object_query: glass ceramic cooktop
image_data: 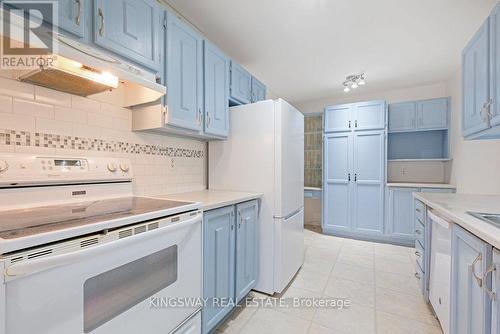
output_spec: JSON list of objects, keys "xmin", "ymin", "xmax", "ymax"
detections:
[{"xmin": 0, "ymin": 197, "xmax": 193, "ymax": 240}]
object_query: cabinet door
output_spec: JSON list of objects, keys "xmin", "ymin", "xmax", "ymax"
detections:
[
  {"xmin": 230, "ymin": 62, "xmax": 252, "ymax": 104},
  {"xmin": 451, "ymin": 225, "xmax": 492, "ymax": 334},
  {"xmin": 323, "ymin": 133, "xmax": 352, "ymax": 231},
  {"xmin": 235, "ymin": 200, "xmax": 258, "ymax": 303},
  {"xmin": 462, "ymin": 19, "xmax": 491, "ymax": 137},
  {"xmin": 491, "ymin": 4, "xmax": 500, "ymax": 127},
  {"xmin": 251, "ymin": 77, "xmax": 266, "ymax": 102},
  {"xmin": 352, "ymin": 131, "xmax": 385, "ymax": 234},
  {"xmin": 416, "ymin": 98, "xmax": 449, "ymax": 130},
  {"xmin": 202, "ymin": 206, "xmax": 236, "ymax": 334},
  {"xmin": 491, "ymin": 249, "xmax": 499, "ymax": 334},
  {"xmin": 324, "ymin": 104, "xmax": 352, "ymax": 132},
  {"xmin": 58, "ymin": 0, "xmax": 86, "ymax": 38},
  {"xmin": 352, "ymin": 100, "xmax": 386, "ymax": 131},
  {"xmin": 93, "ymin": 0, "xmax": 161, "ymax": 70},
  {"xmin": 387, "ymin": 187, "xmax": 419, "ymax": 239},
  {"xmin": 203, "ymin": 41, "xmax": 229, "ymax": 137},
  {"xmin": 165, "ymin": 11, "xmax": 203, "ymax": 132},
  {"xmin": 388, "ymin": 102, "xmax": 416, "ymax": 132}
]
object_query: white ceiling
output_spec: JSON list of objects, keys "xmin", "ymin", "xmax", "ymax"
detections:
[{"xmin": 165, "ymin": 0, "xmax": 498, "ymax": 104}]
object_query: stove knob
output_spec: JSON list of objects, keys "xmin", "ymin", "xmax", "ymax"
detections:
[
  {"xmin": 0, "ymin": 160, "xmax": 8, "ymax": 173},
  {"xmin": 120, "ymin": 163, "xmax": 130, "ymax": 173},
  {"xmin": 107, "ymin": 163, "xmax": 117, "ymax": 172}
]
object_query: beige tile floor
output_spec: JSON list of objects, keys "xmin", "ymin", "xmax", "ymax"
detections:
[{"xmin": 216, "ymin": 229, "xmax": 443, "ymax": 334}]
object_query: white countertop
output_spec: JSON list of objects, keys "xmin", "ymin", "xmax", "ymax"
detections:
[
  {"xmin": 413, "ymin": 193, "xmax": 500, "ymax": 249},
  {"xmin": 154, "ymin": 190, "xmax": 262, "ymax": 211},
  {"xmin": 304, "ymin": 187, "xmax": 322, "ymax": 191},
  {"xmin": 387, "ymin": 182, "xmax": 456, "ymax": 189}
]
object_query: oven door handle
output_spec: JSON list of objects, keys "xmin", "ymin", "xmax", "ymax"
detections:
[{"xmin": 5, "ymin": 213, "xmax": 202, "ymax": 279}]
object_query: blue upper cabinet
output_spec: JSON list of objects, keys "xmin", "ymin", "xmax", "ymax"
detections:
[
  {"xmin": 352, "ymin": 100, "xmax": 386, "ymax": 131},
  {"xmin": 450, "ymin": 225, "xmax": 492, "ymax": 334},
  {"xmin": 251, "ymin": 77, "xmax": 266, "ymax": 102},
  {"xmin": 324, "ymin": 104, "xmax": 353, "ymax": 132},
  {"xmin": 235, "ymin": 201, "xmax": 258, "ymax": 303},
  {"xmin": 388, "ymin": 102, "xmax": 416, "ymax": 132},
  {"xmin": 325, "ymin": 101, "xmax": 385, "ymax": 133},
  {"xmin": 230, "ymin": 62, "xmax": 252, "ymax": 105},
  {"xmin": 202, "ymin": 206, "xmax": 236, "ymax": 334},
  {"xmin": 416, "ymin": 98, "xmax": 449, "ymax": 130},
  {"xmin": 203, "ymin": 41, "xmax": 229, "ymax": 138},
  {"xmin": 462, "ymin": 19, "xmax": 491, "ymax": 137},
  {"xmin": 58, "ymin": 0, "xmax": 86, "ymax": 38},
  {"xmin": 491, "ymin": 4, "xmax": 500, "ymax": 127},
  {"xmin": 165, "ymin": 11, "xmax": 203, "ymax": 132},
  {"xmin": 93, "ymin": 0, "xmax": 161, "ymax": 71}
]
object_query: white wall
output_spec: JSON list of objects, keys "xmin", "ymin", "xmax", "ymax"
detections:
[
  {"xmin": 447, "ymin": 69, "xmax": 500, "ymax": 194},
  {"xmin": 295, "ymin": 81, "xmax": 449, "ymax": 114}
]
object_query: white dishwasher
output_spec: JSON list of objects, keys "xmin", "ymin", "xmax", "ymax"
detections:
[{"xmin": 428, "ymin": 210, "xmax": 452, "ymax": 334}]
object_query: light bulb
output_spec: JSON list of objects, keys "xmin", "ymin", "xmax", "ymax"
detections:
[
  {"xmin": 358, "ymin": 79, "xmax": 366, "ymax": 85},
  {"xmin": 351, "ymin": 83, "xmax": 358, "ymax": 89},
  {"xmin": 343, "ymin": 86, "xmax": 350, "ymax": 92}
]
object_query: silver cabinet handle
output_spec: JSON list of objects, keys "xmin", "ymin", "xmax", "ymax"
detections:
[
  {"xmin": 415, "ymin": 229, "xmax": 422, "ymax": 235},
  {"xmin": 355, "ymin": 120, "xmax": 358, "ymax": 128},
  {"xmin": 98, "ymin": 8, "xmax": 104, "ymax": 36},
  {"xmin": 348, "ymin": 120, "xmax": 351, "ymax": 128},
  {"xmin": 415, "ymin": 251, "xmax": 421, "ymax": 257},
  {"xmin": 75, "ymin": 0, "xmax": 82, "ymax": 25},
  {"xmin": 207, "ymin": 113, "xmax": 211, "ymax": 127},
  {"xmin": 484, "ymin": 264, "xmax": 496, "ymax": 301},
  {"xmin": 416, "ymin": 208, "xmax": 421, "ymax": 213},
  {"xmin": 471, "ymin": 253, "xmax": 483, "ymax": 288},
  {"xmin": 415, "ymin": 272, "xmax": 421, "ymax": 280}
]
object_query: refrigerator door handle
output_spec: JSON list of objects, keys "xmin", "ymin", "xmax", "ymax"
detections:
[{"xmin": 274, "ymin": 207, "xmax": 304, "ymax": 220}]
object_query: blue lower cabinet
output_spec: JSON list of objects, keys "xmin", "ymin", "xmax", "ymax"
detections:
[
  {"xmin": 202, "ymin": 206, "xmax": 235, "ymax": 334},
  {"xmin": 450, "ymin": 224, "xmax": 492, "ymax": 334},
  {"xmin": 235, "ymin": 200, "xmax": 258, "ymax": 303},
  {"xmin": 492, "ymin": 249, "xmax": 500, "ymax": 334},
  {"xmin": 202, "ymin": 201, "xmax": 258, "ymax": 333},
  {"xmin": 386, "ymin": 187, "xmax": 419, "ymax": 244}
]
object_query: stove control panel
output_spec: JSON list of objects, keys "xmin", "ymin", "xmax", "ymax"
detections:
[{"xmin": 0, "ymin": 154, "xmax": 133, "ymax": 187}]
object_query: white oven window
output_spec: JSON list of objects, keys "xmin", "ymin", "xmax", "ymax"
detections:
[{"xmin": 83, "ymin": 245, "xmax": 178, "ymax": 333}]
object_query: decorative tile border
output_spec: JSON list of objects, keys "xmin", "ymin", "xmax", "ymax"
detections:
[{"xmin": 0, "ymin": 129, "xmax": 205, "ymax": 158}]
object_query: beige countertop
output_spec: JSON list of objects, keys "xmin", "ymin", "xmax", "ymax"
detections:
[
  {"xmin": 413, "ymin": 192, "xmax": 500, "ymax": 249},
  {"xmin": 387, "ymin": 182, "xmax": 456, "ymax": 189},
  {"xmin": 154, "ymin": 190, "xmax": 262, "ymax": 211}
]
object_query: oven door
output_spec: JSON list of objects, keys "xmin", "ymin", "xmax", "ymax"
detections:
[{"xmin": 1, "ymin": 213, "xmax": 202, "ymax": 334}]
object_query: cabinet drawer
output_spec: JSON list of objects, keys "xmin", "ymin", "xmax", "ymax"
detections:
[
  {"xmin": 415, "ymin": 217, "xmax": 425, "ymax": 246},
  {"xmin": 415, "ymin": 239, "xmax": 425, "ymax": 272},
  {"xmin": 415, "ymin": 262, "xmax": 425, "ymax": 294},
  {"xmin": 415, "ymin": 199, "xmax": 425, "ymax": 222}
]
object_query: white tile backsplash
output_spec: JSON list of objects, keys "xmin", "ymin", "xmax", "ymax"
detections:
[
  {"xmin": 0, "ymin": 95, "xmax": 12, "ymax": 113},
  {"xmin": 35, "ymin": 86, "xmax": 72, "ymax": 107},
  {"xmin": 0, "ymin": 77, "xmax": 207, "ymax": 196},
  {"xmin": 13, "ymin": 98, "xmax": 54, "ymax": 119}
]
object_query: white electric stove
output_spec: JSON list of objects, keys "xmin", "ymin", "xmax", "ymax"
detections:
[{"xmin": 0, "ymin": 153, "xmax": 203, "ymax": 334}]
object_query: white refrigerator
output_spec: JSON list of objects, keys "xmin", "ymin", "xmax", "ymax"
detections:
[{"xmin": 209, "ymin": 98, "xmax": 304, "ymax": 295}]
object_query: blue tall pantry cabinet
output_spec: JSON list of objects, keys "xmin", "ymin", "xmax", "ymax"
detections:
[{"xmin": 323, "ymin": 101, "xmax": 386, "ymax": 240}]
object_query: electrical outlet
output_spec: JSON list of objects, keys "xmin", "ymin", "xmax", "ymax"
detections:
[
  {"xmin": 401, "ymin": 168, "xmax": 407, "ymax": 175},
  {"xmin": 170, "ymin": 158, "xmax": 175, "ymax": 170}
]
